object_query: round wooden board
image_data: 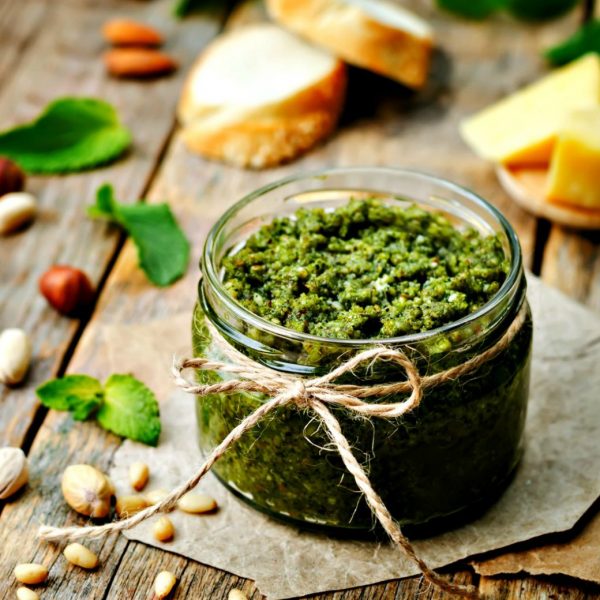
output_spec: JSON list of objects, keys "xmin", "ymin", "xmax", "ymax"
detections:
[{"xmin": 497, "ymin": 166, "xmax": 600, "ymax": 230}]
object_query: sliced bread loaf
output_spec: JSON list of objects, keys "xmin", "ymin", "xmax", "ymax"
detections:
[
  {"xmin": 178, "ymin": 24, "xmax": 347, "ymax": 169},
  {"xmin": 266, "ymin": 0, "xmax": 433, "ymax": 89}
]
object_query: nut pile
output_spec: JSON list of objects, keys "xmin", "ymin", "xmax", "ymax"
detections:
[
  {"xmin": 11, "ymin": 460, "xmax": 219, "ymax": 597},
  {"xmin": 102, "ymin": 18, "xmax": 177, "ymax": 78}
]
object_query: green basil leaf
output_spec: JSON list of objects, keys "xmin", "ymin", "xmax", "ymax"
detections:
[
  {"xmin": 0, "ymin": 98, "xmax": 132, "ymax": 174},
  {"xmin": 546, "ymin": 21, "xmax": 600, "ymax": 65},
  {"xmin": 436, "ymin": 0, "xmax": 506, "ymax": 19},
  {"xmin": 97, "ymin": 374, "xmax": 161, "ymax": 446},
  {"xmin": 36, "ymin": 375, "xmax": 104, "ymax": 420},
  {"xmin": 508, "ymin": 0, "xmax": 580, "ymax": 21},
  {"xmin": 89, "ymin": 184, "xmax": 190, "ymax": 287}
]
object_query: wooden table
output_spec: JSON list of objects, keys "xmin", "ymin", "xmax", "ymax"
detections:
[{"xmin": 1, "ymin": 0, "xmax": 600, "ymax": 598}]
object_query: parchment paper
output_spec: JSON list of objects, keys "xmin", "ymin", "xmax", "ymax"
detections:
[
  {"xmin": 105, "ymin": 276, "xmax": 600, "ymax": 599},
  {"xmin": 472, "ymin": 510, "xmax": 600, "ymax": 584}
]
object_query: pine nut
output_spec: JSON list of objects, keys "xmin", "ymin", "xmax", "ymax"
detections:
[
  {"xmin": 16, "ymin": 588, "xmax": 39, "ymax": 600},
  {"xmin": 129, "ymin": 462, "xmax": 149, "ymax": 491},
  {"xmin": 145, "ymin": 488, "xmax": 169, "ymax": 506},
  {"xmin": 229, "ymin": 590, "xmax": 248, "ymax": 600},
  {"xmin": 176, "ymin": 492, "xmax": 217, "ymax": 514},
  {"xmin": 154, "ymin": 570, "xmax": 177, "ymax": 598},
  {"xmin": 63, "ymin": 543, "xmax": 99, "ymax": 569},
  {"xmin": 0, "ymin": 192, "xmax": 37, "ymax": 235},
  {"xmin": 13, "ymin": 563, "xmax": 48, "ymax": 585},
  {"xmin": 115, "ymin": 494, "xmax": 149, "ymax": 518},
  {"xmin": 153, "ymin": 516, "xmax": 175, "ymax": 542}
]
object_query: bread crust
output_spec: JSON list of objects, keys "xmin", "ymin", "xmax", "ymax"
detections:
[
  {"xmin": 266, "ymin": 0, "xmax": 433, "ymax": 89},
  {"xmin": 178, "ymin": 32, "xmax": 347, "ymax": 169}
]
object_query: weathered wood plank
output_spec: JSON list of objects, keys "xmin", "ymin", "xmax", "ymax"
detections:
[
  {"xmin": 541, "ymin": 228, "xmax": 600, "ymax": 311},
  {"xmin": 0, "ymin": 0, "xmax": 50, "ymax": 89},
  {"xmin": 0, "ymin": 0, "xmax": 224, "ymax": 448},
  {"xmin": 479, "ymin": 574, "xmax": 600, "ymax": 599}
]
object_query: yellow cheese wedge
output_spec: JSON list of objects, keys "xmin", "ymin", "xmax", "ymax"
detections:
[
  {"xmin": 546, "ymin": 109, "xmax": 600, "ymax": 209},
  {"xmin": 460, "ymin": 53, "xmax": 600, "ymax": 167}
]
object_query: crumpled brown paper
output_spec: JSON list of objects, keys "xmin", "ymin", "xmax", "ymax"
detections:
[{"xmin": 104, "ymin": 276, "xmax": 600, "ymax": 599}]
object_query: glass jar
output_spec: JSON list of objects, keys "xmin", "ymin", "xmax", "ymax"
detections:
[{"xmin": 192, "ymin": 168, "xmax": 532, "ymax": 533}]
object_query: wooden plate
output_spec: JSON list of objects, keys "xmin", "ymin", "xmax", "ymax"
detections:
[{"xmin": 497, "ymin": 166, "xmax": 600, "ymax": 230}]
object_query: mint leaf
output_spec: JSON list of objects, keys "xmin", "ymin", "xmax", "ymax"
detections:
[
  {"xmin": 98, "ymin": 374, "xmax": 161, "ymax": 446},
  {"xmin": 172, "ymin": 0, "xmax": 224, "ymax": 18},
  {"xmin": 89, "ymin": 184, "xmax": 190, "ymax": 287},
  {"xmin": 546, "ymin": 21, "xmax": 600, "ymax": 65},
  {"xmin": 507, "ymin": 0, "xmax": 580, "ymax": 21},
  {"xmin": 36, "ymin": 375, "xmax": 103, "ymax": 419},
  {"xmin": 0, "ymin": 98, "xmax": 132, "ymax": 174},
  {"xmin": 87, "ymin": 183, "xmax": 118, "ymax": 219},
  {"xmin": 117, "ymin": 203, "xmax": 190, "ymax": 286},
  {"xmin": 436, "ymin": 0, "xmax": 505, "ymax": 19}
]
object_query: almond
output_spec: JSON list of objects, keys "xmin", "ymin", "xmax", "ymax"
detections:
[
  {"xmin": 104, "ymin": 49, "xmax": 177, "ymax": 78},
  {"xmin": 102, "ymin": 18, "xmax": 163, "ymax": 47}
]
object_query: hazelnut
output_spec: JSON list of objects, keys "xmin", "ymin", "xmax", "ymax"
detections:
[
  {"xmin": 39, "ymin": 265, "xmax": 94, "ymax": 316},
  {"xmin": 0, "ymin": 157, "xmax": 25, "ymax": 197}
]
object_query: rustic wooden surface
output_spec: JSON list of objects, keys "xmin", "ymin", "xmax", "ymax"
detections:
[{"xmin": 1, "ymin": 0, "xmax": 600, "ymax": 598}]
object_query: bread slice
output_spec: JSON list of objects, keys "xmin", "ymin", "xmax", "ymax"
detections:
[
  {"xmin": 266, "ymin": 0, "xmax": 433, "ymax": 89},
  {"xmin": 177, "ymin": 24, "xmax": 347, "ymax": 169}
]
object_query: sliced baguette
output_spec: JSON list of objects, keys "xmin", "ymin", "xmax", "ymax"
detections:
[
  {"xmin": 266, "ymin": 0, "xmax": 433, "ymax": 89},
  {"xmin": 177, "ymin": 24, "xmax": 347, "ymax": 169}
]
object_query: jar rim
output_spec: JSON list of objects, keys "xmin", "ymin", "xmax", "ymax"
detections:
[{"xmin": 202, "ymin": 167, "xmax": 523, "ymax": 346}]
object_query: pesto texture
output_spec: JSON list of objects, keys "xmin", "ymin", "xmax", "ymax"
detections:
[
  {"xmin": 194, "ymin": 197, "xmax": 532, "ymax": 532},
  {"xmin": 222, "ymin": 199, "xmax": 509, "ymax": 339}
]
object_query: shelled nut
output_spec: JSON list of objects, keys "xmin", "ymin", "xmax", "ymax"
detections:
[
  {"xmin": 63, "ymin": 543, "xmax": 99, "ymax": 570},
  {"xmin": 39, "ymin": 265, "xmax": 94, "ymax": 317},
  {"xmin": 0, "ymin": 192, "xmax": 36, "ymax": 235},
  {"xmin": 129, "ymin": 462, "xmax": 149, "ymax": 491},
  {"xmin": 0, "ymin": 157, "xmax": 25, "ymax": 196},
  {"xmin": 16, "ymin": 587, "xmax": 39, "ymax": 600},
  {"xmin": 177, "ymin": 492, "xmax": 217, "ymax": 514},
  {"xmin": 153, "ymin": 516, "xmax": 175, "ymax": 542},
  {"xmin": 0, "ymin": 328, "xmax": 32, "ymax": 386},
  {"xmin": 145, "ymin": 488, "xmax": 169, "ymax": 506},
  {"xmin": 154, "ymin": 570, "xmax": 177, "ymax": 598},
  {"xmin": 102, "ymin": 19, "xmax": 163, "ymax": 47},
  {"xmin": 115, "ymin": 494, "xmax": 148, "ymax": 518},
  {"xmin": 13, "ymin": 563, "xmax": 48, "ymax": 585}
]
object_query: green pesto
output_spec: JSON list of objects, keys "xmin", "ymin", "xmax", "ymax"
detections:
[
  {"xmin": 193, "ymin": 199, "xmax": 532, "ymax": 532},
  {"xmin": 221, "ymin": 199, "xmax": 509, "ymax": 339}
]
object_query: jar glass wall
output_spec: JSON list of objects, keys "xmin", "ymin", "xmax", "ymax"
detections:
[{"xmin": 192, "ymin": 168, "xmax": 532, "ymax": 533}]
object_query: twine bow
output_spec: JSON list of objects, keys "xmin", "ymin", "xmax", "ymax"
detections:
[{"xmin": 38, "ymin": 304, "xmax": 527, "ymax": 599}]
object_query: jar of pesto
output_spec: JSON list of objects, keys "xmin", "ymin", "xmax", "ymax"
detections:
[{"xmin": 193, "ymin": 168, "xmax": 532, "ymax": 533}]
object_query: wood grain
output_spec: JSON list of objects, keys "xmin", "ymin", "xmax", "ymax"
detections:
[{"xmin": 1, "ymin": 1, "xmax": 598, "ymax": 599}]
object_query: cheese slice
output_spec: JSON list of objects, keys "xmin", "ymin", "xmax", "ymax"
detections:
[
  {"xmin": 460, "ymin": 53, "xmax": 600, "ymax": 166},
  {"xmin": 546, "ymin": 109, "xmax": 600, "ymax": 210}
]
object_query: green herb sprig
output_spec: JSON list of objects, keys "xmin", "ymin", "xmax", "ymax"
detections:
[
  {"xmin": 546, "ymin": 20, "xmax": 600, "ymax": 65},
  {"xmin": 88, "ymin": 184, "xmax": 190, "ymax": 287},
  {"xmin": 0, "ymin": 98, "xmax": 131, "ymax": 174},
  {"xmin": 36, "ymin": 374, "xmax": 161, "ymax": 446},
  {"xmin": 437, "ymin": 0, "xmax": 580, "ymax": 21}
]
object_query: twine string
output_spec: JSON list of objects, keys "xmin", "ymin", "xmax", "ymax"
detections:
[{"xmin": 38, "ymin": 303, "xmax": 527, "ymax": 598}]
